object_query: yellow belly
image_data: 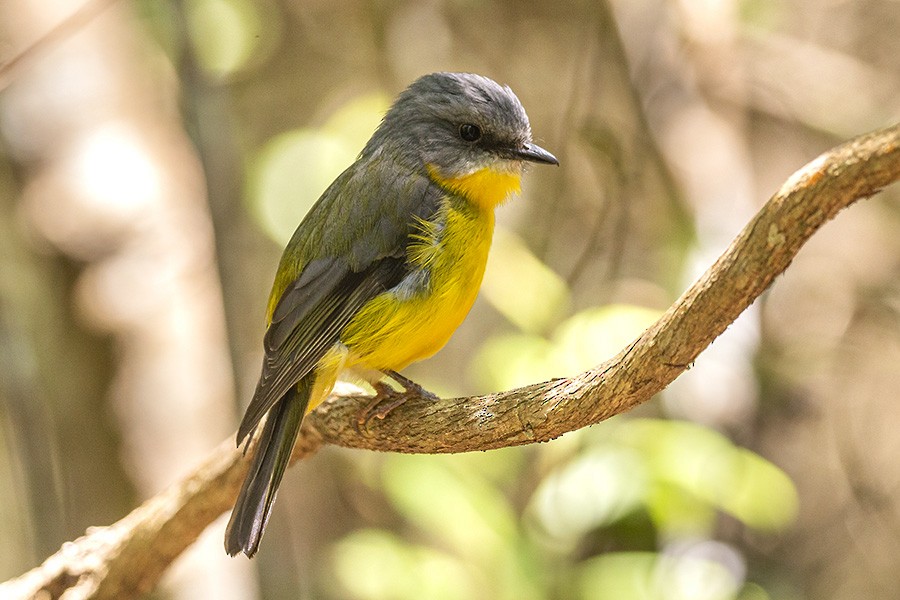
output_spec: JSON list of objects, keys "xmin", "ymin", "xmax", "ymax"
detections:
[{"xmin": 340, "ymin": 198, "xmax": 495, "ymax": 372}]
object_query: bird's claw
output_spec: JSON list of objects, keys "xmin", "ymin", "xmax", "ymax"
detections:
[
  {"xmin": 384, "ymin": 370, "xmax": 440, "ymax": 402},
  {"xmin": 355, "ymin": 376, "xmax": 439, "ymax": 430}
]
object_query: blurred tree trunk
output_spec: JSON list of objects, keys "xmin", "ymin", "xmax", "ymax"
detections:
[
  {"xmin": 0, "ymin": 0, "xmax": 253, "ymax": 596},
  {"xmin": 0, "ymin": 141, "xmax": 129, "ymax": 575}
]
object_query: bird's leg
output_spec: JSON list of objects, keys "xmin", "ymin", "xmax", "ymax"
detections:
[
  {"xmin": 356, "ymin": 370, "xmax": 440, "ymax": 429},
  {"xmin": 384, "ymin": 370, "xmax": 440, "ymax": 401}
]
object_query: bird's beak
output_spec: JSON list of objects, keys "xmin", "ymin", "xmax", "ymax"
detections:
[{"xmin": 514, "ymin": 142, "xmax": 559, "ymax": 165}]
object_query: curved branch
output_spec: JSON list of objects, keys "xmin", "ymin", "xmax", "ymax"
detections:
[
  {"xmin": 309, "ymin": 121, "xmax": 900, "ymax": 451},
  {"xmin": 2, "ymin": 123, "xmax": 899, "ymax": 599}
]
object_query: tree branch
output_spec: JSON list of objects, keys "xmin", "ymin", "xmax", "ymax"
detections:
[{"xmin": 2, "ymin": 123, "xmax": 899, "ymax": 599}]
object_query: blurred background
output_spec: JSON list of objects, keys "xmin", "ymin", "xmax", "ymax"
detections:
[{"xmin": 1, "ymin": 0, "xmax": 899, "ymax": 598}]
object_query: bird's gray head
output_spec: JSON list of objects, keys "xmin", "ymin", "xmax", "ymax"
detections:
[{"xmin": 362, "ymin": 72, "xmax": 558, "ymax": 180}]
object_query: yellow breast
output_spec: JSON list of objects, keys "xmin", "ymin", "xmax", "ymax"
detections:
[
  {"xmin": 427, "ymin": 164, "xmax": 521, "ymax": 211},
  {"xmin": 341, "ymin": 166, "xmax": 521, "ymax": 371}
]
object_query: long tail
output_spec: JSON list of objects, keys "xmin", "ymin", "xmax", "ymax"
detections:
[{"xmin": 225, "ymin": 378, "xmax": 311, "ymax": 557}]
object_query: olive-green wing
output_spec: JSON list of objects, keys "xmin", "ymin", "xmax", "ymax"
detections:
[
  {"xmin": 236, "ymin": 255, "xmax": 405, "ymax": 444},
  {"xmin": 284, "ymin": 159, "xmax": 446, "ymax": 274},
  {"xmin": 236, "ymin": 164, "xmax": 444, "ymax": 444}
]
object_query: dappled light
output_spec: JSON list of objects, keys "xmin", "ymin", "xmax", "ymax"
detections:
[
  {"xmin": 249, "ymin": 93, "xmax": 390, "ymax": 245},
  {"xmin": 1, "ymin": 0, "xmax": 899, "ymax": 599}
]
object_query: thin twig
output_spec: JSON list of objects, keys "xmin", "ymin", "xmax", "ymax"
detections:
[{"xmin": 0, "ymin": 0, "xmax": 119, "ymax": 92}]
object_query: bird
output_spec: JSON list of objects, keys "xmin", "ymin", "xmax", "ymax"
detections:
[{"xmin": 225, "ymin": 72, "xmax": 558, "ymax": 557}]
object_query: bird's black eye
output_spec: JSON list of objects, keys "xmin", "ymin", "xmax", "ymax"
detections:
[{"xmin": 458, "ymin": 123, "xmax": 482, "ymax": 142}]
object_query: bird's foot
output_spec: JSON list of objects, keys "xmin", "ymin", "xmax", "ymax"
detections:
[
  {"xmin": 355, "ymin": 371, "xmax": 439, "ymax": 430},
  {"xmin": 384, "ymin": 370, "xmax": 439, "ymax": 402}
]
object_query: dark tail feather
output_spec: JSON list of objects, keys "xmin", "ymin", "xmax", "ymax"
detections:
[{"xmin": 225, "ymin": 379, "xmax": 310, "ymax": 557}]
